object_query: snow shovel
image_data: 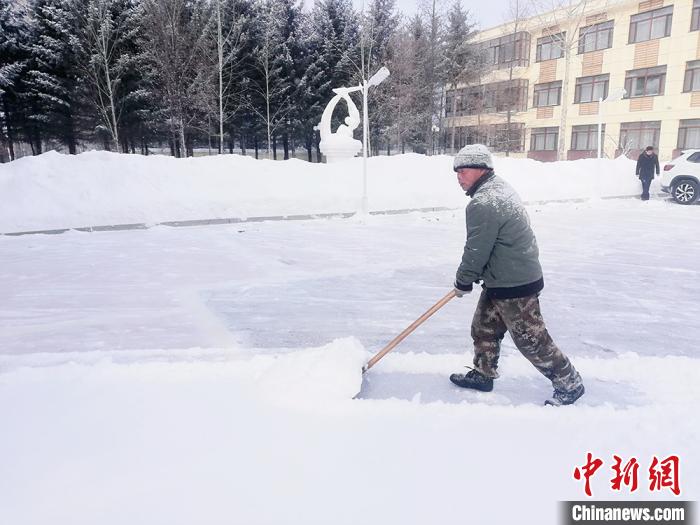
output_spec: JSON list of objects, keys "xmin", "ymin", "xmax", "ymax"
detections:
[{"xmin": 362, "ymin": 289, "xmax": 457, "ymax": 374}]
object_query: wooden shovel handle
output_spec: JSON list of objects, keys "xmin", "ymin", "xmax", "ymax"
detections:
[{"xmin": 362, "ymin": 289, "xmax": 457, "ymax": 373}]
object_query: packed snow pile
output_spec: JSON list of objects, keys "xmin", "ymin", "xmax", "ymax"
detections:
[
  {"xmin": 0, "ymin": 150, "xmax": 643, "ymax": 232},
  {"xmin": 251, "ymin": 337, "xmax": 369, "ymax": 403}
]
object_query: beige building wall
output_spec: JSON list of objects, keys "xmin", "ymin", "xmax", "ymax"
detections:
[{"xmin": 443, "ymin": 0, "xmax": 700, "ymax": 161}]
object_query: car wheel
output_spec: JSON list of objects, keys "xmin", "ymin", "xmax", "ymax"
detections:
[{"xmin": 672, "ymin": 179, "xmax": 699, "ymax": 205}]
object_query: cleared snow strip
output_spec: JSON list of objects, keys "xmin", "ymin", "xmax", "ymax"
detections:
[
  {"xmin": 359, "ymin": 351, "xmax": 700, "ymax": 406},
  {"xmin": 0, "ymin": 150, "xmax": 647, "ymax": 232}
]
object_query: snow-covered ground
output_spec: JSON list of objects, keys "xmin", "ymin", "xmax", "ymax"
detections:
[{"xmin": 0, "ymin": 153, "xmax": 696, "ymax": 524}]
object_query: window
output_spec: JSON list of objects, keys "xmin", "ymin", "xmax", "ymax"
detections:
[
  {"xmin": 624, "ymin": 66, "xmax": 666, "ymax": 97},
  {"xmin": 482, "ymin": 32, "xmax": 531, "ymax": 69},
  {"xmin": 688, "ymin": 152, "xmax": 700, "ymax": 162},
  {"xmin": 536, "ymin": 33, "xmax": 565, "ymax": 61},
  {"xmin": 453, "ymin": 126, "xmax": 489, "ymax": 149},
  {"xmin": 530, "ymin": 127, "xmax": 559, "ymax": 151},
  {"xmin": 678, "ymin": 119, "xmax": 700, "ymax": 149},
  {"xmin": 628, "ymin": 6, "xmax": 673, "ymax": 43},
  {"xmin": 571, "ymin": 124, "xmax": 604, "ymax": 151},
  {"xmin": 692, "ymin": 0, "xmax": 700, "ymax": 31},
  {"xmin": 578, "ymin": 20, "xmax": 614, "ymax": 53},
  {"xmin": 451, "ymin": 79, "xmax": 529, "ymax": 115},
  {"xmin": 619, "ymin": 121, "xmax": 661, "ymax": 150},
  {"xmin": 574, "ymin": 74, "xmax": 610, "ymax": 103},
  {"xmin": 683, "ymin": 61, "xmax": 700, "ymax": 92},
  {"xmin": 534, "ymin": 81, "xmax": 562, "ymax": 107}
]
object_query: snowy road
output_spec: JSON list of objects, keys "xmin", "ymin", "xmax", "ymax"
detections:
[
  {"xmin": 1, "ymin": 198, "xmax": 696, "ymax": 360},
  {"xmin": 1, "ymin": 198, "xmax": 698, "ymax": 524}
]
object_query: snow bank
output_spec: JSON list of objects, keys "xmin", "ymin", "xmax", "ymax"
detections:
[{"xmin": 0, "ymin": 150, "xmax": 642, "ymax": 232}]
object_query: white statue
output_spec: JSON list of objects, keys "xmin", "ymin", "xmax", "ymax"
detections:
[{"xmin": 318, "ymin": 86, "xmax": 363, "ymax": 163}]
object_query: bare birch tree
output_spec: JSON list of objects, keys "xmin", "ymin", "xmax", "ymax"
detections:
[
  {"xmin": 247, "ymin": 0, "xmax": 293, "ymax": 159},
  {"xmin": 76, "ymin": 0, "xmax": 139, "ymax": 150},
  {"xmin": 213, "ymin": 0, "xmax": 248, "ymax": 154},
  {"xmin": 139, "ymin": 0, "xmax": 214, "ymax": 157}
]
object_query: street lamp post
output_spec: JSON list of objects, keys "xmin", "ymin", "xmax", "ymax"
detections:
[
  {"xmin": 597, "ymin": 88, "xmax": 627, "ymax": 158},
  {"xmin": 360, "ymin": 66, "xmax": 390, "ymax": 215}
]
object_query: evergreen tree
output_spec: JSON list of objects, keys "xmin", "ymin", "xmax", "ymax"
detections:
[
  {"xmin": 300, "ymin": 0, "xmax": 360, "ymax": 161},
  {"xmin": 27, "ymin": 0, "xmax": 85, "ymax": 154},
  {"xmin": 0, "ymin": 0, "xmax": 29, "ymax": 161},
  {"xmin": 405, "ymin": 13, "xmax": 431, "ymax": 153},
  {"xmin": 361, "ymin": 0, "xmax": 398, "ymax": 154},
  {"xmin": 442, "ymin": 0, "xmax": 479, "ymax": 151},
  {"xmin": 246, "ymin": 0, "xmax": 303, "ymax": 159}
]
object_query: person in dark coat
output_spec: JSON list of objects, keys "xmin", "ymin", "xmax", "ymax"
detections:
[{"xmin": 636, "ymin": 146, "xmax": 660, "ymax": 200}]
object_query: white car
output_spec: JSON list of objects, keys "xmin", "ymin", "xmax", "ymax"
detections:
[{"xmin": 660, "ymin": 149, "xmax": 700, "ymax": 205}]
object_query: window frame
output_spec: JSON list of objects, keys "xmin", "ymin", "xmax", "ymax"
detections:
[
  {"xmin": 483, "ymin": 31, "xmax": 531, "ymax": 69},
  {"xmin": 578, "ymin": 20, "xmax": 614, "ymax": 53},
  {"xmin": 536, "ymin": 33, "xmax": 565, "ymax": 62},
  {"xmin": 529, "ymin": 127, "xmax": 559, "ymax": 151},
  {"xmin": 574, "ymin": 74, "xmax": 610, "ymax": 103},
  {"xmin": 570, "ymin": 124, "xmax": 605, "ymax": 151},
  {"xmin": 624, "ymin": 66, "xmax": 667, "ymax": 98},
  {"xmin": 628, "ymin": 5, "xmax": 673, "ymax": 44},
  {"xmin": 683, "ymin": 60, "xmax": 700, "ymax": 92},
  {"xmin": 619, "ymin": 121, "xmax": 661, "ymax": 151},
  {"xmin": 692, "ymin": 0, "xmax": 700, "ymax": 32},
  {"xmin": 454, "ymin": 79, "xmax": 529, "ymax": 116},
  {"xmin": 533, "ymin": 81, "xmax": 562, "ymax": 107},
  {"xmin": 677, "ymin": 119, "xmax": 700, "ymax": 150}
]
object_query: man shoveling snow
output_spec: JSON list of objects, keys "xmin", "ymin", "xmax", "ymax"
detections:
[{"xmin": 449, "ymin": 144, "xmax": 585, "ymax": 406}]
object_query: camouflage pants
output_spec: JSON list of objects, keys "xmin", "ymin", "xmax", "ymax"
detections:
[{"xmin": 471, "ymin": 290, "xmax": 583, "ymax": 392}]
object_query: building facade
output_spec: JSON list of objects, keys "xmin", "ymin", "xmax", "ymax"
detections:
[{"xmin": 443, "ymin": 0, "xmax": 700, "ymax": 161}]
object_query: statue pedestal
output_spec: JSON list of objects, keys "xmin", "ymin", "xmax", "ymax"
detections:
[{"xmin": 320, "ymin": 134, "xmax": 362, "ymax": 163}]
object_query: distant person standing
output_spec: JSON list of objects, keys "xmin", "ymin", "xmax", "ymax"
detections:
[{"xmin": 636, "ymin": 146, "xmax": 660, "ymax": 201}]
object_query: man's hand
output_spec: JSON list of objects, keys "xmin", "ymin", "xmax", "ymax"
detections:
[{"xmin": 453, "ymin": 280, "xmax": 473, "ymax": 298}]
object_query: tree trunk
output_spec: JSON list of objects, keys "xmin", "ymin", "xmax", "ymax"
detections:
[
  {"xmin": 66, "ymin": 110, "xmax": 77, "ymax": 155},
  {"xmin": 3, "ymin": 100, "xmax": 15, "ymax": 160},
  {"xmin": 557, "ymin": 47, "xmax": 571, "ymax": 161},
  {"xmin": 272, "ymin": 135, "xmax": 277, "ymax": 160},
  {"xmin": 450, "ymin": 89, "xmax": 457, "ymax": 153},
  {"xmin": 217, "ymin": 0, "xmax": 224, "ymax": 154},
  {"xmin": 314, "ymin": 133, "xmax": 321, "ymax": 163},
  {"xmin": 283, "ymin": 132, "xmax": 289, "ymax": 160},
  {"xmin": 254, "ymin": 135, "xmax": 259, "ymax": 159}
]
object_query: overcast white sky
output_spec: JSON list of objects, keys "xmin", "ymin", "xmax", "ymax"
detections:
[
  {"xmin": 303, "ymin": 0, "xmax": 514, "ymax": 32},
  {"xmin": 353, "ymin": 0, "xmax": 515, "ymax": 31}
]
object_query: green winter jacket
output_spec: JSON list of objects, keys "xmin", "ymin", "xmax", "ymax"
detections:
[{"xmin": 456, "ymin": 172, "xmax": 544, "ymax": 298}]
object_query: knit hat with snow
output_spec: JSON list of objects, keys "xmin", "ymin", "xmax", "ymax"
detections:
[{"xmin": 453, "ymin": 144, "xmax": 494, "ymax": 172}]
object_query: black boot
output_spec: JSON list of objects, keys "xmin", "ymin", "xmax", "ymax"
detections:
[
  {"xmin": 449, "ymin": 369, "xmax": 494, "ymax": 392},
  {"xmin": 544, "ymin": 384, "xmax": 585, "ymax": 406}
]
